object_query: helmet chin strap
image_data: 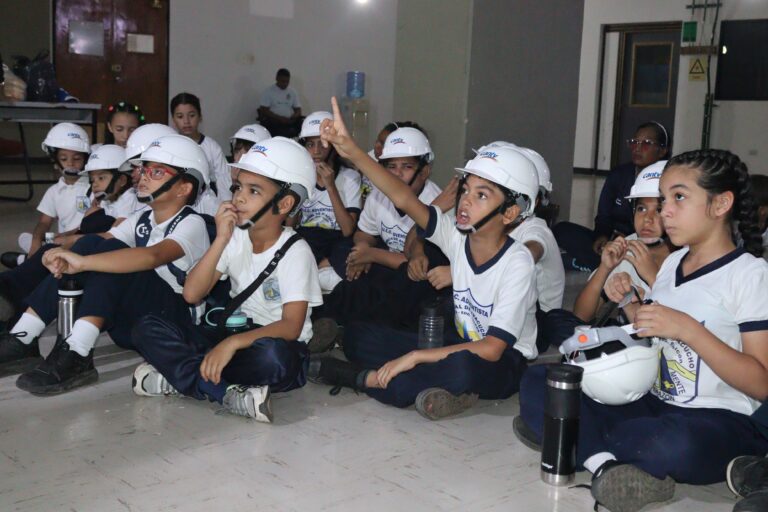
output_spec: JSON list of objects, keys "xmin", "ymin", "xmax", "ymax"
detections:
[
  {"xmin": 453, "ymin": 174, "xmax": 529, "ymax": 234},
  {"xmin": 236, "ymin": 183, "xmax": 290, "ymax": 230},
  {"xmin": 137, "ymin": 173, "xmax": 183, "ymax": 204}
]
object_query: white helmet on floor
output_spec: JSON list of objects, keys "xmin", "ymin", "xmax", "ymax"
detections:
[
  {"xmin": 456, "ymin": 145, "xmax": 539, "ymax": 218},
  {"xmin": 130, "ymin": 134, "xmax": 210, "ymax": 198},
  {"xmin": 299, "ymin": 111, "xmax": 333, "ymax": 139},
  {"xmin": 121, "ymin": 123, "xmax": 177, "ymax": 171},
  {"xmin": 230, "ymin": 123, "xmax": 271, "ymax": 145},
  {"xmin": 229, "ymin": 136, "xmax": 316, "ymax": 215},
  {"xmin": 380, "ymin": 127, "xmax": 434, "ymax": 163},
  {"xmin": 81, "ymin": 145, "xmax": 127, "ymax": 173},
  {"xmin": 626, "ymin": 160, "xmax": 666, "ymax": 199},
  {"xmin": 41, "ymin": 122, "xmax": 90, "ymax": 154},
  {"xmin": 560, "ymin": 325, "xmax": 660, "ymax": 405}
]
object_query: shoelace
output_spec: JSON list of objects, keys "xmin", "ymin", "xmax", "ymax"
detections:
[{"xmin": 568, "ymin": 483, "xmax": 601, "ymax": 511}]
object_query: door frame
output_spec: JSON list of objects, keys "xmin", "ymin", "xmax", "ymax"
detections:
[
  {"xmin": 592, "ymin": 21, "xmax": 681, "ymax": 174},
  {"xmin": 51, "ymin": 0, "xmax": 171, "ymax": 126}
]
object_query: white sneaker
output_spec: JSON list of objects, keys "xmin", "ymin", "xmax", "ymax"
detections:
[
  {"xmin": 132, "ymin": 362, "xmax": 178, "ymax": 397},
  {"xmin": 17, "ymin": 232, "xmax": 32, "ymax": 253},
  {"xmin": 222, "ymin": 384, "xmax": 273, "ymax": 423},
  {"xmin": 317, "ymin": 266, "xmax": 342, "ymax": 294}
]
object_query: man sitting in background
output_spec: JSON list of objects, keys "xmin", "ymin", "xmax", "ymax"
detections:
[{"xmin": 258, "ymin": 68, "xmax": 303, "ymax": 138}]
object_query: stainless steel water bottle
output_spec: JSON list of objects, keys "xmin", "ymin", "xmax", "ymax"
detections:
[
  {"xmin": 541, "ymin": 363, "xmax": 584, "ymax": 486},
  {"xmin": 57, "ymin": 277, "xmax": 83, "ymax": 339}
]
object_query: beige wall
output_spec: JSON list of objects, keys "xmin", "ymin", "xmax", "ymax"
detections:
[{"xmin": 393, "ymin": 0, "xmax": 473, "ymax": 186}]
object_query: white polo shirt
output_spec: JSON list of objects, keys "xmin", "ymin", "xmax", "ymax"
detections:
[
  {"xmin": 37, "ymin": 177, "xmax": 92, "ymax": 233},
  {"xmin": 300, "ymin": 167, "xmax": 362, "ymax": 230},
  {"xmin": 511, "ymin": 216, "xmax": 565, "ymax": 311},
  {"xmin": 259, "ymin": 84, "xmax": 301, "ymax": 118},
  {"xmin": 199, "ymin": 134, "xmax": 231, "ymax": 201},
  {"xmin": 358, "ymin": 179, "xmax": 441, "ymax": 253}
]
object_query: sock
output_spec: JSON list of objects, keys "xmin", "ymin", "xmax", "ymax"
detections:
[
  {"xmin": 11, "ymin": 313, "xmax": 46, "ymax": 344},
  {"xmin": 197, "ymin": 379, "xmax": 228, "ymax": 403},
  {"xmin": 584, "ymin": 452, "xmax": 617, "ymax": 474},
  {"xmin": 317, "ymin": 266, "xmax": 342, "ymax": 294},
  {"xmin": 356, "ymin": 369, "xmax": 371, "ymax": 390},
  {"xmin": 66, "ymin": 319, "xmax": 100, "ymax": 356},
  {"xmin": 16, "ymin": 254, "xmax": 26, "ymax": 266}
]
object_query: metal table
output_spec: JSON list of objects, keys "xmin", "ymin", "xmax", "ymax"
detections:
[{"xmin": 0, "ymin": 101, "xmax": 100, "ymax": 201}]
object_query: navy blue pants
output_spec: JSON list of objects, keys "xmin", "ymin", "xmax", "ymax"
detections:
[
  {"xmin": 296, "ymin": 226, "xmax": 353, "ymax": 278},
  {"xmin": 315, "ymin": 240, "xmax": 450, "ymax": 330},
  {"xmin": 132, "ymin": 314, "xmax": 308, "ymax": 402},
  {"xmin": 552, "ymin": 221, "xmax": 601, "ymax": 272},
  {"xmin": 344, "ymin": 322, "xmax": 527, "ymax": 408},
  {"xmin": 25, "ymin": 235, "xmax": 193, "ymax": 349},
  {"xmin": 519, "ymin": 364, "xmax": 768, "ymax": 484}
]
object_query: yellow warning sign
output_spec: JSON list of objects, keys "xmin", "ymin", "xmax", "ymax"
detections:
[{"xmin": 689, "ymin": 57, "xmax": 707, "ymax": 81}]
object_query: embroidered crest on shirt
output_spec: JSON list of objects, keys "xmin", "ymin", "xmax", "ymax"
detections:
[
  {"xmin": 76, "ymin": 195, "xmax": 91, "ymax": 213},
  {"xmin": 652, "ymin": 323, "xmax": 705, "ymax": 403},
  {"xmin": 263, "ymin": 277, "xmax": 281, "ymax": 302},
  {"xmin": 453, "ymin": 288, "xmax": 493, "ymax": 341},
  {"xmin": 380, "ymin": 223, "xmax": 407, "ymax": 252}
]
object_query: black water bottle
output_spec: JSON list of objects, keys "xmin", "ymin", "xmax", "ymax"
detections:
[
  {"xmin": 540, "ymin": 364, "xmax": 584, "ymax": 486},
  {"xmin": 57, "ymin": 277, "xmax": 83, "ymax": 339}
]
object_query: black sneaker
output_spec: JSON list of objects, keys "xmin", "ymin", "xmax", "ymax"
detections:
[
  {"xmin": 16, "ymin": 336, "xmax": 98, "ymax": 395},
  {"xmin": 590, "ymin": 461, "xmax": 675, "ymax": 512},
  {"xmin": 0, "ymin": 330, "xmax": 41, "ymax": 377},
  {"xmin": 512, "ymin": 415, "xmax": 542, "ymax": 452},
  {"xmin": 307, "ymin": 354, "xmax": 365, "ymax": 393},
  {"xmin": 308, "ymin": 318, "xmax": 339, "ymax": 354},
  {"xmin": 734, "ymin": 489, "xmax": 768, "ymax": 512},
  {"xmin": 728, "ymin": 456, "xmax": 768, "ymax": 498},
  {"xmin": 1, "ymin": 251, "xmax": 23, "ymax": 269},
  {"xmin": 415, "ymin": 388, "xmax": 478, "ymax": 420}
]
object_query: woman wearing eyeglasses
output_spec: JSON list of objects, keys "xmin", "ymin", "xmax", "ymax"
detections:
[{"xmin": 554, "ymin": 121, "xmax": 670, "ymax": 272}]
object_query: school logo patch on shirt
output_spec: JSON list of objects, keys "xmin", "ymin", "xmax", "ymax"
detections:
[
  {"xmin": 652, "ymin": 322, "xmax": 706, "ymax": 403},
  {"xmin": 301, "ymin": 201, "xmax": 337, "ymax": 230},
  {"xmin": 76, "ymin": 195, "xmax": 91, "ymax": 213},
  {"xmin": 380, "ymin": 223, "xmax": 407, "ymax": 252},
  {"xmin": 262, "ymin": 277, "xmax": 281, "ymax": 302},
  {"xmin": 452, "ymin": 288, "xmax": 493, "ymax": 341}
]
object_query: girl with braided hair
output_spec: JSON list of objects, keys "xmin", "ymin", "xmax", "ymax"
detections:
[{"xmin": 516, "ymin": 149, "xmax": 768, "ymax": 512}]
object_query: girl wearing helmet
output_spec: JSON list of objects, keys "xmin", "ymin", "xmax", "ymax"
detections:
[
  {"xmin": 170, "ymin": 92, "xmax": 231, "ymax": 202},
  {"xmin": 518, "ymin": 150, "xmax": 768, "ymax": 512},
  {"xmin": 536, "ymin": 161, "xmax": 676, "ymax": 349},
  {"xmin": 4, "ymin": 135, "xmax": 212, "ymax": 396},
  {"xmin": 129, "ymin": 136, "xmax": 322, "ymax": 422},
  {"xmin": 310, "ymin": 98, "xmax": 537, "ymax": 420},
  {"xmin": 290, "ymin": 111, "xmax": 362, "ymax": 272}
]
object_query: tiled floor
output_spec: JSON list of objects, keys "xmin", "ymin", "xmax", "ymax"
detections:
[{"xmin": 0, "ymin": 167, "xmax": 737, "ymax": 511}]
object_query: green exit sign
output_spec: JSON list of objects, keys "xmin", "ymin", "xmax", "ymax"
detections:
[{"xmin": 683, "ymin": 21, "xmax": 697, "ymax": 43}]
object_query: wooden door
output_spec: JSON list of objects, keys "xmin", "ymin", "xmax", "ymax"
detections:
[
  {"xmin": 53, "ymin": 0, "xmax": 169, "ymax": 127},
  {"xmin": 612, "ymin": 28, "xmax": 680, "ymax": 168}
]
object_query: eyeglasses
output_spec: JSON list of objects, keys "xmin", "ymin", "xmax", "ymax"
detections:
[
  {"xmin": 139, "ymin": 164, "xmax": 177, "ymax": 180},
  {"xmin": 627, "ymin": 138, "xmax": 662, "ymax": 150}
]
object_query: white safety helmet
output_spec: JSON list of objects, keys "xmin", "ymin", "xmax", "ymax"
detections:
[
  {"xmin": 121, "ymin": 123, "xmax": 177, "ymax": 171},
  {"xmin": 41, "ymin": 122, "xmax": 90, "ymax": 154},
  {"xmin": 228, "ymin": 136, "xmax": 316, "ymax": 215},
  {"xmin": 626, "ymin": 160, "xmax": 666, "ymax": 200},
  {"xmin": 379, "ymin": 127, "xmax": 434, "ymax": 164},
  {"xmin": 130, "ymin": 134, "xmax": 210, "ymax": 198},
  {"xmin": 299, "ymin": 111, "xmax": 333, "ymax": 139},
  {"xmin": 482, "ymin": 141, "xmax": 553, "ymax": 194},
  {"xmin": 80, "ymin": 145, "xmax": 127, "ymax": 173},
  {"xmin": 560, "ymin": 325, "xmax": 660, "ymax": 406},
  {"xmin": 230, "ymin": 123, "xmax": 271, "ymax": 145},
  {"xmin": 456, "ymin": 145, "xmax": 540, "ymax": 218}
]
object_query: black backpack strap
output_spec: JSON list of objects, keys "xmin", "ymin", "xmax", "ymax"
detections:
[
  {"xmin": 161, "ymin": 206, "xmax": 198, "ymax": 286},
  {"xmin": 217, "ymin": 233, "xmax": 302, "ymax": 335}
]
